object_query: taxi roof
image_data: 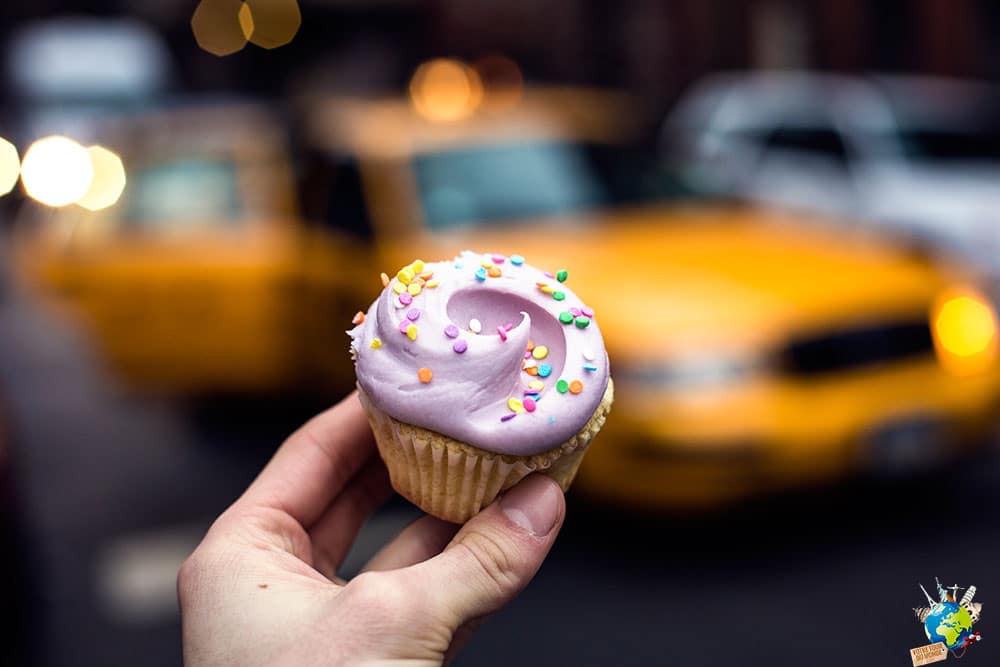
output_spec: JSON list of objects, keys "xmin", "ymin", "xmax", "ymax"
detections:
[{"xmin": 301, "ymin": 87, "xmax": 636, "ymax": 159}]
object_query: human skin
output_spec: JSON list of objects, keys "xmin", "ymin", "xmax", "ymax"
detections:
[{"xmin": 178, "ymin": 391, "xmax": 566, "ymax": 666}]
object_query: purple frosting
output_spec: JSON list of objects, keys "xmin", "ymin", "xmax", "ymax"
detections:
[{"xmin": 349, "ymin": 251, "xmax": 610, "ymax": 456}]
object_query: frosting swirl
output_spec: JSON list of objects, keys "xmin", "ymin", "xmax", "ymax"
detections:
[{"xmin": 349, "ymin": 251, "xmax": 610, "ymax": 455}]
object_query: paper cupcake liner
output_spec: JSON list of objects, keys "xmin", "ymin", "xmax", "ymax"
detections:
[{"xmin": 358, "ymin": 378, "xmax": 614, "ymax": 523}]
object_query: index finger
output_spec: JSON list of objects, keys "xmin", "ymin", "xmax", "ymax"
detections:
[{"xmin": 239, "ymin": 391, "xmax": 377, "ymax": 527}]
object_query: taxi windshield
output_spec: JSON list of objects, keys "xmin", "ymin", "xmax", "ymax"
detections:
[
  {"xmin": 412, "ymin": 141, "xmax": 680, "ymax": 230},
  {"xmin": 124, "ymin": 159, "xmax": 242, "ymax": 228}
]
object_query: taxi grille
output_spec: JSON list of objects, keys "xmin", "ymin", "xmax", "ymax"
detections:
[{"xmin": 779, "ymin": 318, "xmax": 934, "ymax": 377}]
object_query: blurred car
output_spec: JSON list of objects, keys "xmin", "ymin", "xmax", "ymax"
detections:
[
  {"xmin": 15, "ymin": 101, "xmax": 367, "ymax": 394},
  {"xmin": 299, "ymin": 83, "xmax": 1000, "ymax": 507},
  {"xmin": 664, "ymin": 72, "xmax": 1000, "ymax": 274},
  {"xmin": 6, "ymin": 17, "xmax": 173, "ymax": 145}
]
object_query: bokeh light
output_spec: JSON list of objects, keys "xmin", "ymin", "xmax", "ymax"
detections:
[
  {"xmin": 409, "ymin": 58, "xmax": 484, "ymax": 122},
  {"xmin": 77, "ymin": 146, "xmax": 127, "ymax": 211},
  {"xmin": 191, "ymin": 0, "xmax": 249, "ymax": 57},
  {"xmin": 0, "ymin": 137, "xmax": 19, "ymax": 196},
  {"xmin": 932, "ymin": 288, "xmax": 998, "ymax": 375},
  {"xmin": 20, "ymin": 136, "xmax": 94, "ymax": 207},
  {"xmin": 473, "ymin": 54, "xmax": 524, "ymax": 113},
  {"xmin": 242, "ymin": 0, "xmax": 301, "ymax": 49}
]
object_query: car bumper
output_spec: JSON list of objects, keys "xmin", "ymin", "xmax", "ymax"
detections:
[{"xmin": 576, "ymin": 358, "xmax": 1000, "ymax": 508}]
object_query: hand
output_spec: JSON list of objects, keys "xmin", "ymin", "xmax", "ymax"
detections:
[{"xmin": 178, "ymin": 392, "xmax": 566, "ymax": 666}]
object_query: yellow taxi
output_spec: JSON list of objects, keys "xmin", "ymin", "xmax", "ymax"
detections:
[
  {"xmin": 15, "ymin": 102, "xmax": 367, "ymax": 394},
  {"xmin": 297, "ymin": 69, "xmax": 1000, "ymax": 507},
  {"xmin": 18, "ymin": 62, "xmax": 1000, "ymax": 506}
]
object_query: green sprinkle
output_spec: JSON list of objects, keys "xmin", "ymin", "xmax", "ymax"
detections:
[
  {"xmin": 556, "ymin": 379, "xmax": 569, "ymax": 393},
  {"xmin": 556, "ymin": 269, "xmax": 568, "ymax": 282},
  {"xmin": 559, "ymin": 311, "xmax": 574, "ymax": 324},
  {"xmin": 553, "ymin": 291, "xmax": 566, "ymax": 301},
  {"xmin": 574, "ymin": 316, "xmax": 591, "ymax": 328}
]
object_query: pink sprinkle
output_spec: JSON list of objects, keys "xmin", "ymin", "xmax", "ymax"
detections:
[
  {"xmin": 399, "ymin": 319, "xmax": 410, "ymax": 334},
  {"xmin": 581, "ymin": 306, "xmax": 594, "ymax": 317},
  {"xmin": 524, "ymin": 351, "xmax": 532, "ymax": 359},
  {"xmin": 544, "ymin": 271, "xmax": 555, "ymax": 278},
  {"xmin": 500, "ymin": 413, "xmax": 517, "ymax": 422},
  {"xmin": 497, "ymin": 326, "xmax": 508, "ymax": 341},
  {"xmin": 523, "ymin": 389, "xmax": 540, "ymax": 396},
  {"xmin": 444, "ymin": 324, "xmax": 459, "ymax": 338},
  {"xmin": 523, "ymin": 397, "xmax": 537, "ymax": 412},
  {"xmin": 503, "ymin": 322, "xmax": 515, "ymax": 331},
  {"xmin": 453, "ymin": 339, "xmax": 468, "ymax": 353},
  {"xmin": 492, "ymin": 254, "xmax": 506, "ymax": 264},
  {"xmin": 570, "ymin": 307, "xmax": 581, "ymax": 317},
  {"xmin": 407, "ymin": 308, "xmax": 420, "ymax": 321},
  {"xmin": 399, "ymin": 292, "xmax": 413, "ymax": 306}
]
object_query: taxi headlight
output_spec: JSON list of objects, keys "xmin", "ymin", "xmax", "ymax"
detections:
[{"xmin": 931, "ymin": 286, "xmax": 998, "ymax": 375}]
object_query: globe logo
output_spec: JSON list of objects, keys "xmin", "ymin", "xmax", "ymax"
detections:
[
  {"xmin": 912, "ymin": 577, "xmax": 983, "ymax": 663},
  {"xmin": 924, "ymin": 601, "xmax": 973, "ymax": 650}
]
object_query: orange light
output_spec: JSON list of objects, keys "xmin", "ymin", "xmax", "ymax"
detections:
[
  {"xmin": 409, "ymin": 58, "xmax": 483, "ymax": 122},
  {"xmin": 932, "ymin": 287, "xmax": 998, "ymax": 375},
  {"xmin": 20, "ymin": 136, "xmax": 94, "ymax": 207},
  {"xmin": 242, "ymin": 0, "xmax": 301, "ymax": 49},
  {"xmin": 191, "ymin": 0, "xmax": 249, "ymax": 57},
  {"xmin": 77, "ymin": 146, "xmax": 126, "ymax": 211},
  {"xmin": 473, "ymin": 54, "xmax": 524, "ymax": 113}
]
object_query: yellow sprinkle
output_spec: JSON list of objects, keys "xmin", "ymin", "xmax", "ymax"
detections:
[
  {"xmin": 397, "ymin": 268, "xmax": 414, "ymax": 285},
  {"xmin": 532, "ymin": 345, "xmax": 549, "ymax": 360},
  {"xmin": 392, "ymin": 282, "xmax": 406, "ymax": 294},
  {"xmin": 370, "ymin": 338, "xmax": 382, "ymax": 349},
  {"xmin": 407, "ymin": 283, "xmax": 422, "ymax": 296},
  {"xmin": 540, "ymin": 286, "xmax": 555, "ymax": 294},
  {"xmin": 426, "ymin": 279, "xmax": 440, "ymax": 288},
  {"xmin": 528, "ymin": 380, "xmax": 544, "ymax": 391},
  {"xmin": 481, "ymin": 260, "xmax": 493, "ymax": 268},
  {"xmin": 411, "ymin": 259, "xmax": 425, "ymax": 273},
  {"xmin": 406, "ymin": 324, "xmax": 418, "ymax": 341},
  {"xmin": 507, "ymin": 397, "xmax": 525, "ymax": 413}
]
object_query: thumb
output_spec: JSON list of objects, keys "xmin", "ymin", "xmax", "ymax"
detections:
[{"xmin": 409, "ymin": 474, "xmax": 566, "ymax": 627}]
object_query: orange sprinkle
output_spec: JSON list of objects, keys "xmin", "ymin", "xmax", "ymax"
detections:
[
  {"xmin": 380, "ymin": 272, "xmax": 390, "ymax": 287},
  {"xmin": 419, "ymin": 271, "xmax": 434, "ymax": 280},
  {"xmin": 526, "ymin": 339, "xmax": 535, "ymax": 351},
  {"xmin": 414, "ymin": 277, "xmax": 426, "ymax": 287},
  {"xmin": 569, "ymin": 380, "xmax": 583, "ymax": 394},
  {"xmin": 418, "ymin": 367, "xmax": 432, "ymax": 383},
  {"xmin": 525, "ymin": 366, "xmax": 539, "ymax": 376},
  {"xmin": 351, "ymin": 311, "xmax": 365, "ymax": 325},
  {"xmin": 536, "ymin": 281, "xmax": 548, "ymax": 288},
  {"xmin": 488, "ymin": 266, "xmax": 502, "ymax": 278}
]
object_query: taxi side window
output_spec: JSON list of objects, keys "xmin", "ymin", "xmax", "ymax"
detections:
[{"xmin": 299, "ymin": 151, "xmax": 373, "ymax": 241}]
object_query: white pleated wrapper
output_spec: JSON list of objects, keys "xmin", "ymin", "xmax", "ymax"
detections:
[{"xmin": 358, "ymin": 379, "xmax": 613, "ymax": 523}]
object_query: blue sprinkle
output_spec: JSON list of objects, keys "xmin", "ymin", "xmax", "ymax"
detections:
[
  {"xmin": 475, "ymin": 267, "xmax": 487, "ymax": 281},
  {"xmin": 548, "ymin": 416, "xmax": 555, "ymax": 424},
  {"xmin": 538, "ymin": 363, "xmax": 552, "ymax": 377},
  {"xmin": 454, "ymin": 262, "xmax": 463, "ymax": 269},
  {"xmin": 583, "ymin": 364, "xmax": 598, "ymax": 372},
  {"xmin": 510, "ymin": 254, "xmax": 525, "ymax": 266}
]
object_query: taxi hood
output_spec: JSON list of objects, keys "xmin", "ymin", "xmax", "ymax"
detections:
[{"xmin": 393, "ymin": 204, "xmax": 957, "ymax": 361}]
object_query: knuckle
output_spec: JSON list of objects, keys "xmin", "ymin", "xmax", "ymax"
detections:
[{"xmin": 455, "ymin": 530, "xmax": 521, "ymax": 598}]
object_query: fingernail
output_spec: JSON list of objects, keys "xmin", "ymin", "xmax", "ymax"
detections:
[{"xmin": 499, "ymin": 475, "xmax": 562, "ymax": 537}]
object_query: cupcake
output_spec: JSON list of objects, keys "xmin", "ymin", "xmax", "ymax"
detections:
[{"xmin": 349, "ymin": 251, "xmax": 612, "ymax": 522}]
